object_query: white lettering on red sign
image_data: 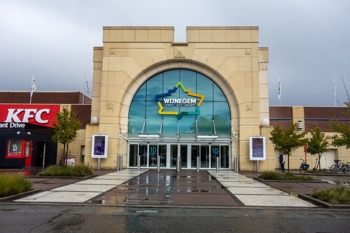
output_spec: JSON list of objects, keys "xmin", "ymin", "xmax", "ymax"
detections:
[{"xmin": 5, "ymin": 109, "xmax": 50, "ymax": 123}]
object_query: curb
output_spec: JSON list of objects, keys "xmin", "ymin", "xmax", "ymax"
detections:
[
  {"xmin": 29, "ymin": 175, "xmax": 97, "ymax": 179},
  {"xmin": 254, "ymin": 177, "xmax": 327, "ymax": 183},
  {"xmin": 0, "ymin": 189, "xmax": 41, "ymax": 202},
  {"xmin": 298, "ymin": 194, "xmax": 350, "ymax": 209}
]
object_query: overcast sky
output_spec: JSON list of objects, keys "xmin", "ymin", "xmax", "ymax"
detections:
[{"xmin": 1, "ymin": 0, "xmax": 349, "ymax": 107}]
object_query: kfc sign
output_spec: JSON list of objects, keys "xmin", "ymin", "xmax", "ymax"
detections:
[{"xmin": 0, "ymin": 104, "xmax": 60, "ymax": 127}]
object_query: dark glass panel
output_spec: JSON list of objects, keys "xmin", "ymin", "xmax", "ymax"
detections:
[
  {"xmin": 133, "ymin": 83, "xmax": 146, "ymax": 101},
  {"xmin": 213, "ymin": 84, "xmax": 227, "ymax": 101},
  {"xmin": 179, "ymin": 70, "xmax": 196, "ymax": 98},
  {"xmin": 146, "ymin": 102, "xmax": 162, "ymax": 133},
  {"xmin": 146, "ymin": 73, "xmax": 163, "ymax": 101},
  {"xmin": 214, "ymin": 102, "xmax": 231, "ymax": 134},
  {"xmin": 211, "ymin": 146, "xmax": 219, "ymax": 168},
  {"xmin": 129, "ymin": 144, "xmax": 138, "ymax": 167},
  {"xmin": 201, "ymin": 145, "xmax": 209, "ymax": 168},
  {"xmin": 170, "ymin": 144, "xmax": 178, "ymax": 168},
  {"xmin": 164, "ymin": 70, "xmax": 180, "ymax": 98},
  {"xmin": 221, "ymin": 145, "xmax": 229, "ymax": 168},
  {"xmin": 163, "ymin": 115, "xmax": 179, "ymax": 134},
  {"xmin": 129, "ymin": 102, "xmax": 145, "ymax": 133},
  {"xmin": 197, "ymin": 73, "xmax": 213, "ymax": 101},
  {"xmin": 149, "ymin": 145, "xmax": 157, "ymax": 167},
  {"xmin": 159, "ymin": 145, "xmax": 167, "ymax": 167},
  {"xmin": 180, "ymin": 145, "xmax": 187, "ymax": 168},
  {"xmin": 198, "ymin": 102, "xmax": 213, "ymax": 134},
  {"xmin": 139, "ymin": 145, "xmax": 147, "ymax": 167},
  {"xmin": 191, "ymin": 145, "xmax": 199, "ymax": 168},
  {"xmin": 180, "ymin": 115, "xmax": 196, "ymax": 134}
]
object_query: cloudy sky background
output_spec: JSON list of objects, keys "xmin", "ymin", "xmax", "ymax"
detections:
[{"xmin": 0, "ymin": 0, "xmax": 349, "ymax": 106}]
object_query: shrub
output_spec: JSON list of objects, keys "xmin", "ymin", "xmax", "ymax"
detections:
[
  {"xmin": 0, "ymin": 173, "xmax": 33, "ymax": 197},
  {"xmin": 39, "ymin": 164, "xmax": 94, "ymax": 177},
  {"xmin": 311, "ymin": 187, "xmax": 350, "ymax": 204},
  {"xmin": 258, "ymin": 171, "xmax": 313, "ymax": 181},
  {"xmin": 258, "ymin": 171, "xmax": 282, "ymax": 180}
]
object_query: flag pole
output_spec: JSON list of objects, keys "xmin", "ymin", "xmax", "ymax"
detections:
[
  {"xmin": 83, "ymin": 72, "xmax": 85, "ymax": 104},
  {"xmin": 30, "ymin": 72, "xmax": 35, "ymax": 104},
  {"xmin": 278, "ymin": 73, "xmax": 281, "ymax": 106},
  {"xmin": 333, "ymin": 74, "xmax": 336, "ymax": 106}
]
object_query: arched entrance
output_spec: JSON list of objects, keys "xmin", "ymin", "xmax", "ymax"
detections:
[{"xmin": 126, "ymin": 69, "xmax": 233, "ymax": 169}]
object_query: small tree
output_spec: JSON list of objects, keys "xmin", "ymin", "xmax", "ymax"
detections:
[
  {"xmin": 269, "ymin": 123, "xmax": 308, "ymax": 173},
  {"xmin": 52, "ymin": 108, "xmax": 82, "ymax": 165},
  {"xmin": 329, "ymin": 77, "xmax": 350, "ymax": 159},
  {"xmin": 307, "ymin": 127, "xmax": 329, "ymax": 170}
]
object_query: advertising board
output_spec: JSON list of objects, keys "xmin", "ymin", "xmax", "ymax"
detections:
[{"xmin": 249, "ymin": 136, "xmax": 266, "ymax": 161}]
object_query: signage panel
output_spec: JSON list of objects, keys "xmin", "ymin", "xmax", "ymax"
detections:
[
  {"xmin": 0, "ymin": 104, "xmax": 60, "ymax": 128},
  {"xmin": 249, "ymin": 136, "xmax": 266, "ymax": 161},
  {"xmin": 91, "ymin": 134, "xmax": 108, "ymax": 158},
  {"xmin": 155, "ymin": 82, "xmax": 205, "ymax": 119}
]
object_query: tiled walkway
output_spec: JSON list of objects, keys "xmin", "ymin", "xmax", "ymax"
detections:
[
  {"xmin": 16, "ymin": 169, "xmax": 147, "ymax": 203},
  {"xmin": 16, "ymin": 169, "xmax": 315, "ymax": 207},
  {"xmin": 208, "ymin": 170, "xmax": 315, "ymax": 207}
]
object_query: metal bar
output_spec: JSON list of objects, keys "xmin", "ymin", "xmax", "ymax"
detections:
[
  {"xmin": 212, "ymin": 119, "xmax": 216, "ymax": 134},
  {"xmin": 141, "ymin": 119, "xmax": 146, "ymax": 133}
]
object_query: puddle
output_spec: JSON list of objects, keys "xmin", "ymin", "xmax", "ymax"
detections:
[
  {"xmin": 335, "ymin": 181, "xmax": 350, "ymax": 186},
  {"xmin": 175, "ymin": 189, "xmax": 211, "ymax": 192}
]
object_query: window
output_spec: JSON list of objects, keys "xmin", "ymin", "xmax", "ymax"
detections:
[{"xmin": 129, "ymin": 69, "xmax": 230, "ymax": 135}]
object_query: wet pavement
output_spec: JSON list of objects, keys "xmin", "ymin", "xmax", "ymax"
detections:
[
  {"xmin": 10, "ymin": 169, "xmax": 337, "ymax": 207},
  {"xmin": 94, "ymin": 170, "xmax": 240, "ymax": 206}
]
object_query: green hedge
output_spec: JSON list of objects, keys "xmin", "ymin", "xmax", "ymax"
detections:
[
  {"xmin": 0, "ymin": 173, "xmax": 33, "ymax": 197},
  {"xmin": 311, "ymin": 187, "xmax": 350, "ymax": 204},
  {"xmin": 39, "ymin": 164, "xmax": 94, "ymax": 177},
  {"xmin": 258, "ymin": 171, "xmax": 313, "ymax": 181}
]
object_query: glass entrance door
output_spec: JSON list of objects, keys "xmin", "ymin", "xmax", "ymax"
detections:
[
  {"xmin": 180, "ymin": 145, "xmax": 188, "ymax": 168},
  {"xmin": 191, "ymin": 145, "xmax": 199, "ymax": 168},
  {"xmin": 149, "ymin": 144, "xmax": 158, "ymax": 167},
  {"xmin": 170, "ymin": 144, "xmax": 178, "ymax": 168},
  {"xmin": 128, "ymin": 143, "xmax": 231, "ymax": 169},
  {"xmin": 211, "ymin": 145, "xmax": 219, "ymax": 168},
  {"xmin": 159, "ymin": 144, "xmax": 167, "ymax": 167},
  {"xmin": 201, "ymin": 145, "xmax": 209, "ymax": 168}
]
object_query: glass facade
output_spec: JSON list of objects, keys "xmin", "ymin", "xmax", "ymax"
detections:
[
  {"xmin": 129, "ymin": 69, "xmax": 231, "ymax": 135},
  {"xmin": 128, "ymin": 69, "xmax": 232, "ymax": 170}
]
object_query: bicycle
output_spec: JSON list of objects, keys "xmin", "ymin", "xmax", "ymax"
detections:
[
  {"xmin": 299, "ymin": 159, "xmax": 309, "ymax": 173},
  {"xmin": 330, "ymin": 160, "xmax": 349, "ymax": 173}
]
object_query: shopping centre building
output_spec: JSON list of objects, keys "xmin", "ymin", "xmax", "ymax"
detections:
[{"xmin": 1, "ymin": 26, "xmax": 349, "ymax": 171}]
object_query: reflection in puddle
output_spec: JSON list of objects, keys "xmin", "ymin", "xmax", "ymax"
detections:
[
  {"xmin": 88, "ymin": 170, "xmax": 223, "ymax": 205},
  {"xmin": 335, "ymin": 181, "xmax": 350, "ymax": 186}
]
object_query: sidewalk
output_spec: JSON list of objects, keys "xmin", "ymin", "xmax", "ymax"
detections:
[{"xmin": 9, "ymin": 169, "xmax": 336, "ymax": 207}]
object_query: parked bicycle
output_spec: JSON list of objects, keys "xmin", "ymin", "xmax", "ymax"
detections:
[
  {"xmin": 330, "ymin": 160, "xmax": 349, "ymax": 173},
  {"xmin": 299, "ymin": 159, "xmax": 309, "ymax": 173}
]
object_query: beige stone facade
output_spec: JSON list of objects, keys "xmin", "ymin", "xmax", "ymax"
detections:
[{"xmin": 84, "ymin": 26, "xmax": 273, "ymax": 171}]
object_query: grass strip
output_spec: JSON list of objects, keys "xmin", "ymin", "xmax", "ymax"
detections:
[
  {"xmin": 0, "ymin": 173, "xmax": 33, "ymax": 197},
  {"xmin": 311, "ymin": 187, "xmax": 350, "ymax": 204}
]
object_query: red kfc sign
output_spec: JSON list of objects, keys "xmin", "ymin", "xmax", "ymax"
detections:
[{"xmin": 0, "ymin": 104, "xmax": 60, "ymax": 128}]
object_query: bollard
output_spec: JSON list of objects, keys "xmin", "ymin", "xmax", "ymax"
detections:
[
  {"xmin": 118, "ymin": 155, "xmax": 123, "ymax": 171},
  {"xmin": 216, "ymin": 156, "xmax": 219, "ymax": 173},
  {"xmin": 157, "ymin": 155, "xmax": 160, "ymax": 172},
  {"xmin": 234, "ymin": 156, "xmax": 240, "ymax": 173},
  {"xmin": 196, "ymin": 156, "xmax": 200, "ymax": 172},
  {"xmin": 176, "ymin": 155, "xmax": 180, "ymax": 172},
  {"xmin": 137, "ymin": 155, "xmax": 140, "ymax": 171}
]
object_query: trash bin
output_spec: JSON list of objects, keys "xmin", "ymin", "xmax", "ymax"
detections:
[{"xmin": 80, "ymin": 154, "xmax": 85, "ymax": 163}]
